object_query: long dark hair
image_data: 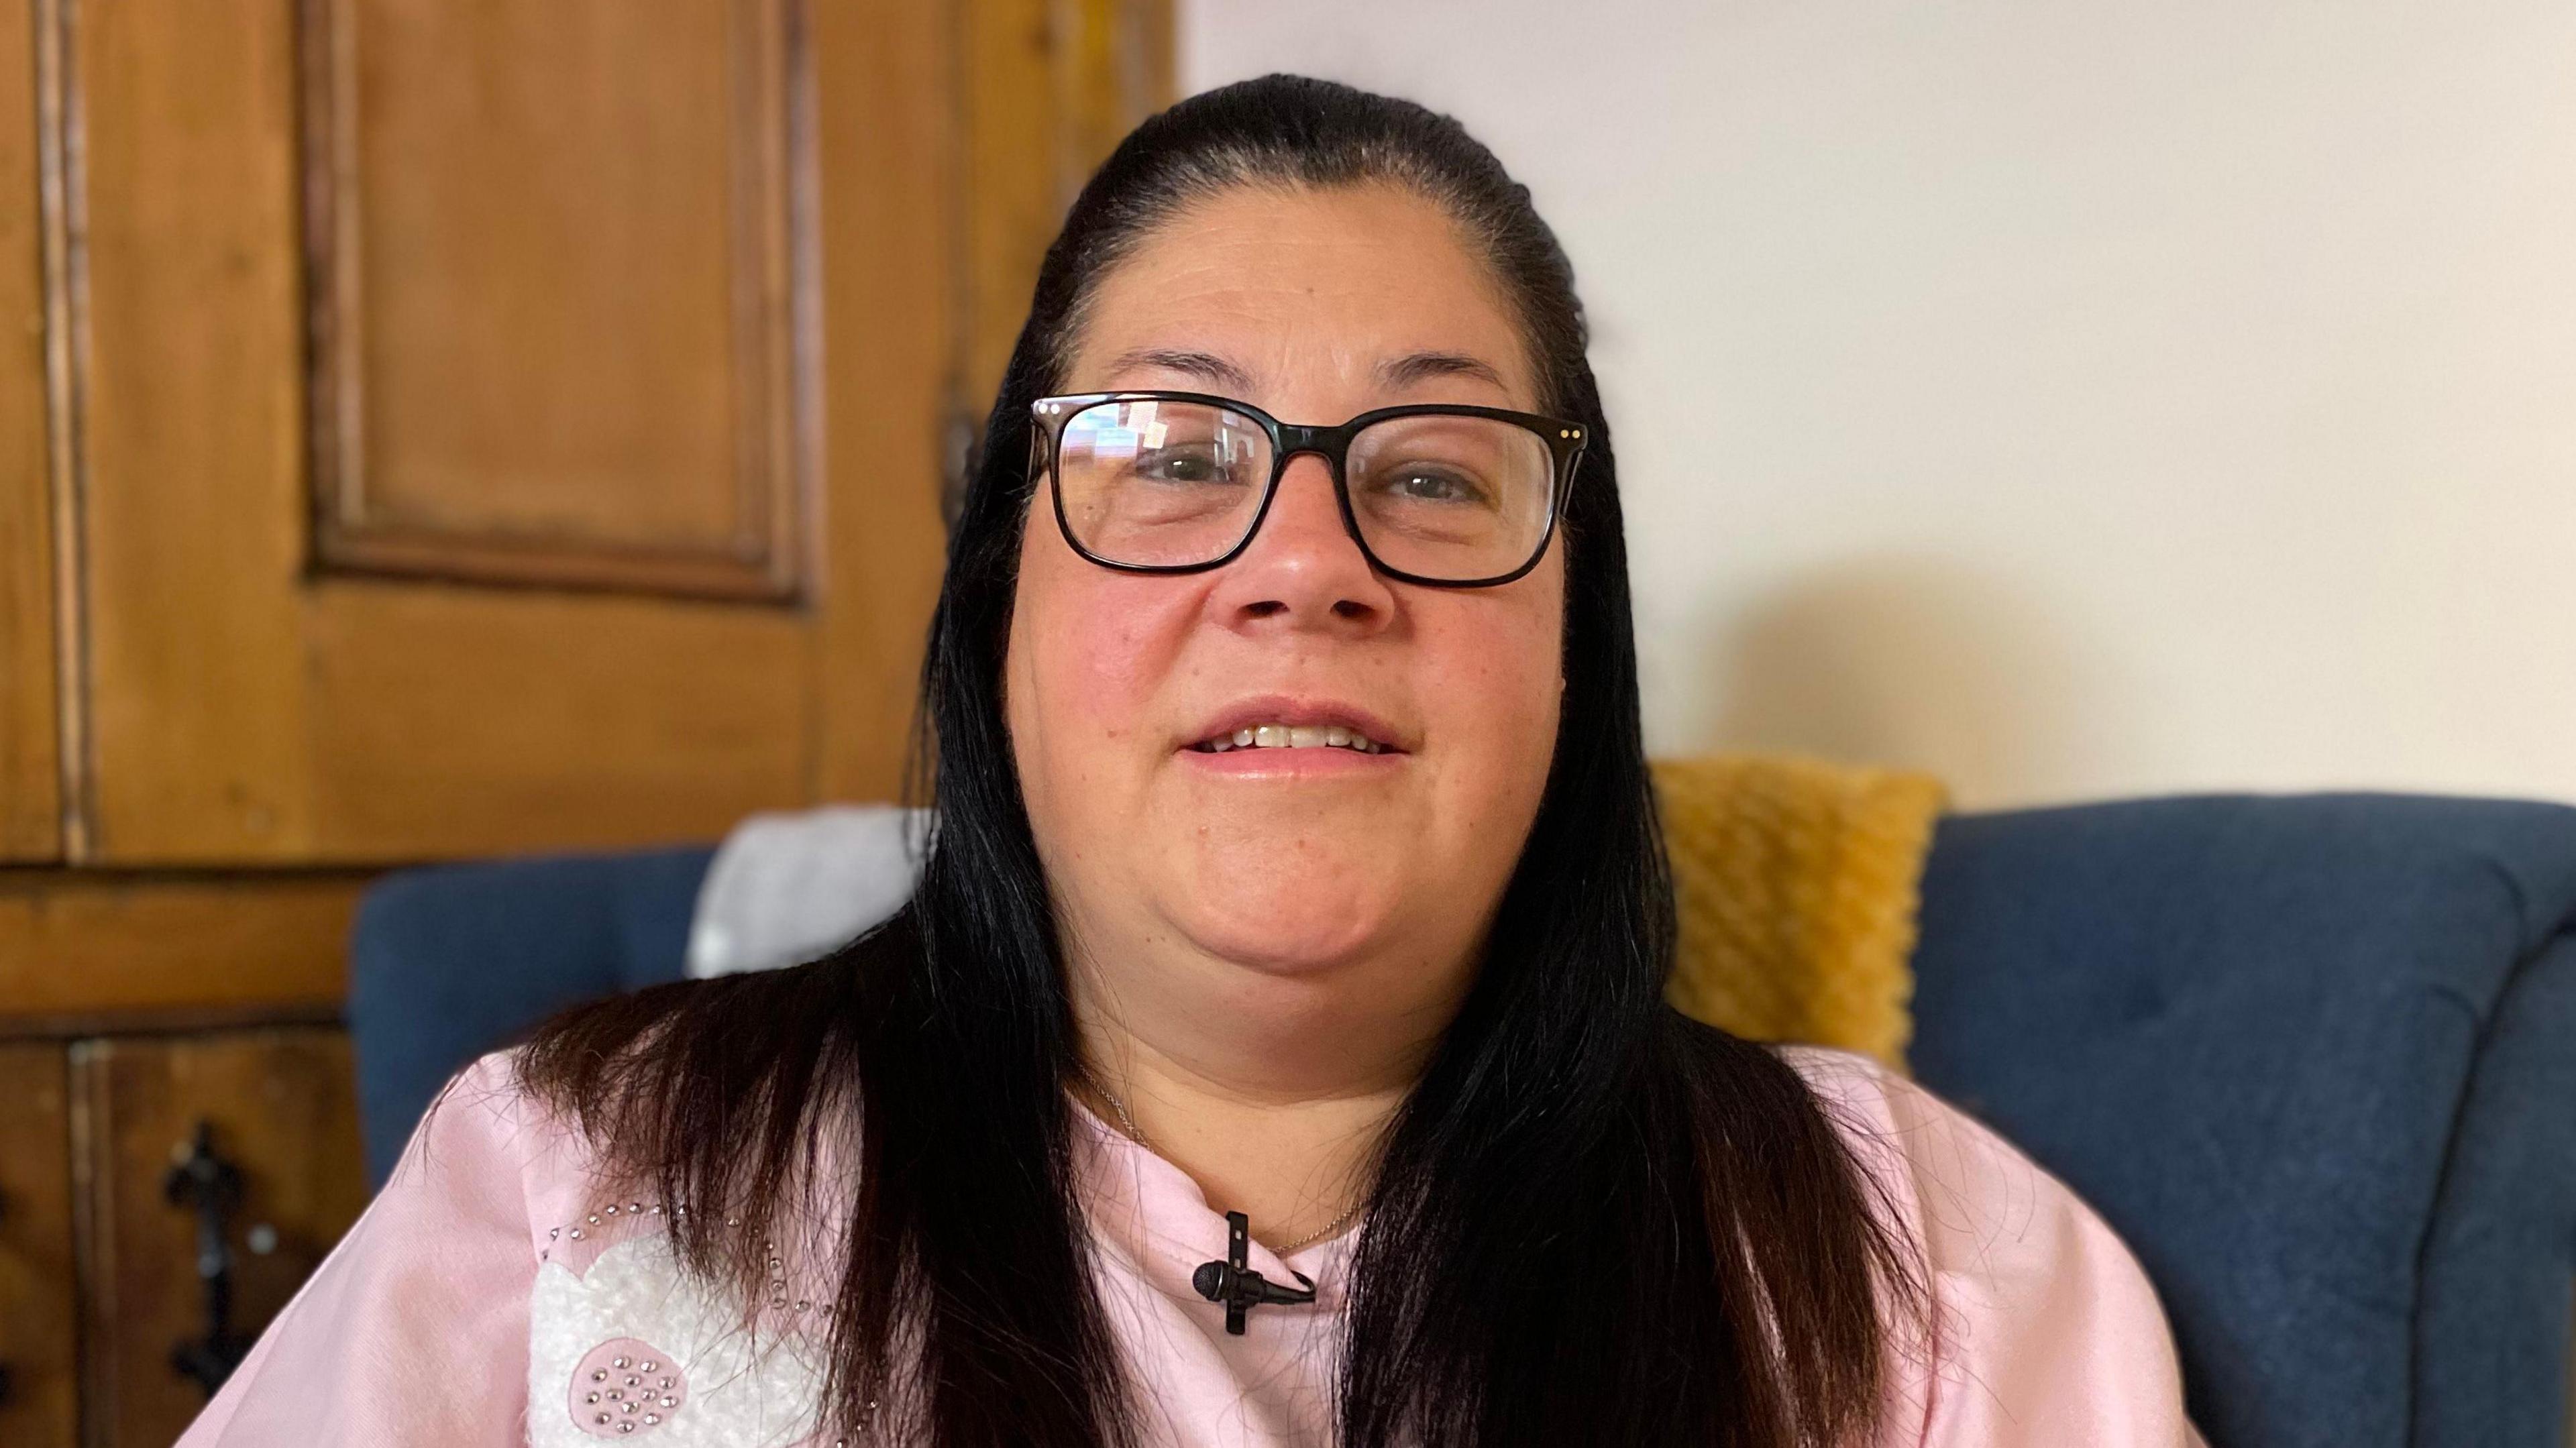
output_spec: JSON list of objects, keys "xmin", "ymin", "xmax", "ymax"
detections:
[{"xmin": 517, "ymin": 74, "xmax": 1920, "ymax": 1447}]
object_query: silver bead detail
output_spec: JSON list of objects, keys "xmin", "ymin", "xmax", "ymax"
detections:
[
  {"xmin": 657, "ymin": 1377, "xmax": 673, "ymax": 1389},
  {"xmin": 591, "ymin": 1370, "xmax": 608, "ymax": 1383},
  {"xmin": 659, "ymin": 1395, "xmax": 676, "ymax": 1408},
  {"xmin": 639, "ymin": 1359, "xmax": 657, "ymax": 1372},
  {"xmin": 569, "ymin": 1228, "xmax": 584, "ymax": 1240},
  {"xmin": 594, "ymin": 1413, "xmax": 610, "ymax": 1425},
  {"xmin": 612, "ymin": 1356, "xmax": 629, "ymax": 1369},
  {"xmin": 643, "ymin": 1414, "xmax": 660, "ymax": 1426},
  {"xmin": 619, "ymin": 1424, "xmax": 635, "ymax": 1435},
  {"xmin": 587, "ymin": 1214, "xmax": 601, "ymax": 1225},
  {"xmin": 586, "ymin": 1392, "xmax": 600, "ymax": 1404}
]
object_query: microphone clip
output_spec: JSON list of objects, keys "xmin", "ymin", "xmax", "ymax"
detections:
[{"xmin": 1192, "ymin": 1210, "xmax": 1317, "ymax": 1335}]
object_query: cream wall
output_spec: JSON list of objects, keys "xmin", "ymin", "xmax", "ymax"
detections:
[{"xmin": 1181, "ymin": 0, "xmax": 2576, "ymax": 810}]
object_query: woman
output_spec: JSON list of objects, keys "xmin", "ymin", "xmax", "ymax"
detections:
[{"xmin": 181, "ymin": 75, "xmax": 2200, "ymax": 1448}]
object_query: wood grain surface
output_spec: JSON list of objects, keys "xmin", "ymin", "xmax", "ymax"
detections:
[
  {"xmin": 0, "ymin": 0, "xmax": 60, "ymax": 862},
  {"xmin": 0, "ymin": 1043, "xmax": 77, "ymax": 1448},
  {"xmin": 0, "ymin": 873, "xmax": 362, "ymax": 1019}
]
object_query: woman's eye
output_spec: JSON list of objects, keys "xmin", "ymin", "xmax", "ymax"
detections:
[
  {"xmin": 1134, "ymin": 446, "xmax": 1236, "ymax": 485},
  {"xmin": 1379, "ymin": 467, "xmax": 1489, "ymax": 505}
]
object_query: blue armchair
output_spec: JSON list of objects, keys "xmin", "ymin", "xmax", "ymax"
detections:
[{"xmin": 347, "ymin": 791, "xmax": 2576, "ymax": 1448}]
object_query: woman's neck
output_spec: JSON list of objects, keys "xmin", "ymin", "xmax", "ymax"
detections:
[{"xmin": 1068, "ymin": 944, "xmax": 1463, "ymax": 1251}]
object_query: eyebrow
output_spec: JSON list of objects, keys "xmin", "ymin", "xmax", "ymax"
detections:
[
  {"xmin": 1376, "ymin": 350, "xmax": 1509, "ymax": 392},
  {"xmin": 1100, "ymin": 347, "xmax": 1511, "ymax": 398},
  {"xmin": 1101, "ymin": 347, "xmax": 1255, "ymax": 392}
]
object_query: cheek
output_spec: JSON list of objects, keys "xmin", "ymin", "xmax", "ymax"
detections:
[
  {"xmin": 1006, "ymin": 521, "xmax": 1192, "ymax": 801},
  {"xmin": 1423, "ymin": 579, "xmax": 1565, "ymax": 826},
  {"xmin": 1015, "ymin": 600, "xmax": 1146, "ymax": 736}
]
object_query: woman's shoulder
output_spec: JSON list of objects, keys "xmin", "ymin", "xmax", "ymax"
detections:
[
  {"xmin": 1768, "ymin": 1042, "xmax": 2131, "ymax": 1278},
  {"xmin": 398, "ymin": 1048, "xmax": 622, "ymax": 1253},
  {"xmin": 1770, "ymin": 1045, "xmax": 1995, "ymax": 1145},
  {"xmin": 1770, "ymin": 1044, "xmax": 2204, "ymax": 1447}
]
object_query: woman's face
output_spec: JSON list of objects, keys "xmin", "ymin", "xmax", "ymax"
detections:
[{"xmin": 1006, "ymin": 183, "xmax": 1564, "ymax": 1001}]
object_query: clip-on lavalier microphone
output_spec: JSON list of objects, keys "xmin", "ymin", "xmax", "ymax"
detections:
[{"xmin": 1193, "ymin": 1210, "xmax": 1317, "ymax": 1334}]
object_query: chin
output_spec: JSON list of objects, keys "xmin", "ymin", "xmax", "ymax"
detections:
[
  {"xmin": 1198, "ymin": 935, "xmax": 1371, "ymax": 979},
  {"xmin": 1167, "ymin": 876, "xmax": 1390, "ymax": 978}
]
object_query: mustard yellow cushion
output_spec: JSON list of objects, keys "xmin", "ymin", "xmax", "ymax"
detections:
[{"xmin": 1652, "ymin": 754, "xmax": 1948, "ymax": 1068}]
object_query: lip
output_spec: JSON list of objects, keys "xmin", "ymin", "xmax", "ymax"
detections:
[{"xmin": 1181, "ymin": 694, "xmax": 1411, "ymax": 755}]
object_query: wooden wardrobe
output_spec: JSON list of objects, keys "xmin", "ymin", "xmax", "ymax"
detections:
[{"xmin": 0, "ymin": 1, "xmax": 1171, "ymax": 1442}]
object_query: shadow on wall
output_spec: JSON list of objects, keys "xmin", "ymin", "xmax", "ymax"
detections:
[{"xmin": 1688, "ymin": 553, "xmax": 2154, "ymax": 812}]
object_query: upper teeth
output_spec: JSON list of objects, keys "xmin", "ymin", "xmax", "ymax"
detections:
[{"xmin": 1201, "ymin": 723, "xmax": 1384, "ymax": 753}]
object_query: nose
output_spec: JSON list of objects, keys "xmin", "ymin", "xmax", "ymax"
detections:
[{"xmin": 1209, "ymin": 452, "xmax": 1395, "ymax": 630}]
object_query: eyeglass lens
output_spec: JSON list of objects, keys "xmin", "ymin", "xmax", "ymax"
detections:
[{"xmin": 1051, "ymin": 398, "xmax": 1556, "ymax": 581}]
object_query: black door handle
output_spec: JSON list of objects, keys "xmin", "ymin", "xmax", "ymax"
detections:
[{"xmin": 164, "ymin": 1121, "xmax": 248, "ymax": 1396}]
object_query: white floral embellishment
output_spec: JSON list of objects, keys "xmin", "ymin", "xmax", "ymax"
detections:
[{"xmin": 529, "ymin": 1227, "xmax": 828, "ymax": 1448}]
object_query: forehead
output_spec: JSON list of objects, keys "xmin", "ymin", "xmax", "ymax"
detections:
[{"xmin": 1066, "ymin": 182, "xmax": 1540, "ymax": 412}]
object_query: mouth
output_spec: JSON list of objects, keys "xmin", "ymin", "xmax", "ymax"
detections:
[
  {"xmin": 1181, "ymin": 699, "xmax": 1408, "ymax": 758},
  {"xmin": 1188, "ymin": 722, "xmax": 1391, "ymax": 755}
]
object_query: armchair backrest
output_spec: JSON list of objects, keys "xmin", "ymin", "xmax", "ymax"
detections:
[{"xmin": 1909, "ymin": 792, "xmax": 2576, "ymax": 1448}]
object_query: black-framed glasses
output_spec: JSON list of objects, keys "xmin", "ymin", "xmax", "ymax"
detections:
[{"xmin": 1028, "ymin": 390, "xmax": 1588, "ymax": 588}]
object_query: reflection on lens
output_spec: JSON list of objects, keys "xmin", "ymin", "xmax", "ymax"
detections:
[{"xmin": 1056, "ymin": 400, "xmax": 1271, "ymax": 567}]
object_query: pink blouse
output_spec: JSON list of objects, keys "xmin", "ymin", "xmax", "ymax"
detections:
[{"xmin": 177, "ymin": 1046, "xmax": 2205, "ymax": 1447}]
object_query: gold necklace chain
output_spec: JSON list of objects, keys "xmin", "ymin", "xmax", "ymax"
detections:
[{"xmin": 1085, "ymin": 1077, "xmax": 1364, "ymax": 1256}]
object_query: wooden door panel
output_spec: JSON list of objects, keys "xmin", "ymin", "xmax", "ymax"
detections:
[
  {"xmin": 0, "ymin": 1044, "xmax": 78, "ymax": 1448},
  {"xmin": 59, "ymin": 0, "xmax": 1162, "ymax": 864},
  {"xmin": 63, "ymin": 0, "xmax": 875, "ymax": 864},
  {"xmin": 62, "ymin": 0, "xmax": 310, "ymax": 865},
  {"xmin": 307, "ymin": 0, "xmax": 806, "ymax": 598},
  {"xmin": 298, "ymin": 583, "xmax": 808, "ymax": 858},
  {"xmin": 0, "ymin": 0, "xmax": 60, "ymax": 861},
  {"xmin": 0, "ymin": 874, "xmax": 360, "ymax": 1019},
  {"xmin": 70, "ymin": 1028, "xmax": 366, "ymax": 1448}
]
